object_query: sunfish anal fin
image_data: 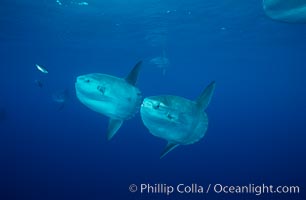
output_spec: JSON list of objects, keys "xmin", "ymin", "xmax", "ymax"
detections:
[
  {"xmin": 125, "ymin": 61, "xmax": 142, "ymax": 85},
  {"xmin": 196, "ymin": 81, "xmax": 216, "ymax": 110},
  {"xmin": 160, "ymin": 142, "xmax": 179, "ymax": 159},
  {"xmin": 107, "ymin": 118, "xmax": 123, "ymax": 140}
]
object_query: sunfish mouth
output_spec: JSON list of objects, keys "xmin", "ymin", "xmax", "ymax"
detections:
[
  {"xmin": 141, "ymin": 100, "xmax": 153, "ymax": 108},
  {"xmin": 76, "ymin": 75, "xmax": 91, "ymax": 83},
  {"xmin": 141, "ymin": 99, "xmax": 163, "ymax": 111}
]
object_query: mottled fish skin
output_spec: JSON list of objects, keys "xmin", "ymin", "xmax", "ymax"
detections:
[
  {"xmin": 141, "ymin": 95, "xmax": 208, "ymax": 145},
  {"xmin": 76, "ymin": 74, "xmax": 142, "ymax": 120}
]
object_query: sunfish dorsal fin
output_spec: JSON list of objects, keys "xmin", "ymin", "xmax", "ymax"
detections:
[
  {"xmin": 196, "ymin": 81, "xmax": 216, "ymax": 110},
  {"xmin": 125, "ymin": 61, "xmax": 142, "ymax": 85},
  {"xmin": 160, "ymin": 142, "xmax": 179, "ymax": 159},
  {"xmin": 107, "ymin": 118, "xmax": 123, "ymax": 140}
]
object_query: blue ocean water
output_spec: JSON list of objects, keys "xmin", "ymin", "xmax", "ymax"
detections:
[{"xmin": 1, "ymin": 0, "xmax": 306, "ymax": 199}]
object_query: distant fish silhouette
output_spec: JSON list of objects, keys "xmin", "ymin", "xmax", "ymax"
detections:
[
  {"xmin": 56, "ymin": 0, "xmax": 62, "ymax": 6},
  {"xmin": 263, "ymin": 0, "xmax": 306, "ymax": 23},
  {"xmin": 149, "ymin": 50, "xmax": 170, "ymax": 75},
  {"xmin": 52, "ymin": 89, "xmax": 69, "ymax": 110},
  {"xmin": 56, "ymin": 0, "xmax": 88, "ymax": 6},
  {"xmin": 35, "ymin": 64, "xmax": 48, "ymax": 74},
  {"xmin": 77, "ymin": 2, "xmax": 88, "ymax": 6}
]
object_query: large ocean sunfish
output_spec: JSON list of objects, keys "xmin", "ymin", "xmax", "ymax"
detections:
[
  {"xmin": 75, "ymin": 61, "xmax": 142, "ymax": 140},
  {"xmin": 140, "ymin": 81, "xmax": 215, "ymax": 158}
]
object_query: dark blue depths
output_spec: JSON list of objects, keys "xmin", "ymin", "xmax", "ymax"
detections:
[{"xmin": 0, "ymin": 0, "xmax": 306, "ymax": 199}]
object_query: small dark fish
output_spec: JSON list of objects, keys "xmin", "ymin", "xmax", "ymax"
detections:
[{"xmin": 34, "ymin": 80, "xmax": 43, "ymax": 88}]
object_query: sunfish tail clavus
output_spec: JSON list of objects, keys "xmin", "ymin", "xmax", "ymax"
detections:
[
  {"xmin": 75, "ymin": 61, "xmax": 143, "ymax": 140},
  {"xmin": 140, "ymin": 81, "xmax": 216, "ymax": 158}
]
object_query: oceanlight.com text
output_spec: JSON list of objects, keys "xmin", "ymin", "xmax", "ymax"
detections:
[
  {"xmin": 213, "ymin": 183, "xmax": 300, "ymax": 196},
  {"xmin": 129, "ymin": 183, "xmax": 300, "ymax": 196}
]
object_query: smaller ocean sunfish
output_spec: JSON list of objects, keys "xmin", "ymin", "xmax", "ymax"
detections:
[
  {"xmin": 140, "ymin": 81, "xmax": 216, "ymax": 158},
  {"xmin": 149, "ymin": 50, "xmax": 170, "ymax": 75}
]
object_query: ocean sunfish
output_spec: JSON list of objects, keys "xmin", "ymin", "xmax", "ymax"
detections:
[
  {"xmin": 140, "ymin": 81, "xmax": 215, "ymax": 158},
  {"xmin": 75, "ymin": 61, "xmax": 143, "ymax": 140},
  {"xmin": 52, "ymin": 89, "xmax": 69, "ymax": 110},
  {"xmin": 263, "ymin": 0, "xmax": 306, "ymax": 23}
]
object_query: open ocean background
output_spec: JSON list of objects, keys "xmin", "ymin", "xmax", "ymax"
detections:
[{"xmin": 1, "ymin": 0, "xmax": 306, "ymax": 199}]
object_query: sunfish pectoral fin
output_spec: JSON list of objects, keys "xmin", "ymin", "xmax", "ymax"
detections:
[
  {"xmin": 160, "ymin": 142, "xmax": 179, "ymax": 159},
  {"xmin": 125, "ymin": 60, "xmax": 142, "ymax": 85},
  {"xmin": 196, "ymin": 81, "xmax": 216, "ymax": 110},
  {"xmin": 107, "ymin": 118, "xmax": 123, "ymax": 140}
]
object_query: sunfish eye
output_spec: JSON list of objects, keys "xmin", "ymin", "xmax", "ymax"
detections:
[
  {"xmin": 85, "ymin": 79, "xmax": 90, "ymax": 83},
  {"xmin": 97, "ymin": 85, "xmax": 105, "ymax": 94},
  {"xmin": 153, "ymin": 103, "xmax": 160, "ymax": 109}
]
